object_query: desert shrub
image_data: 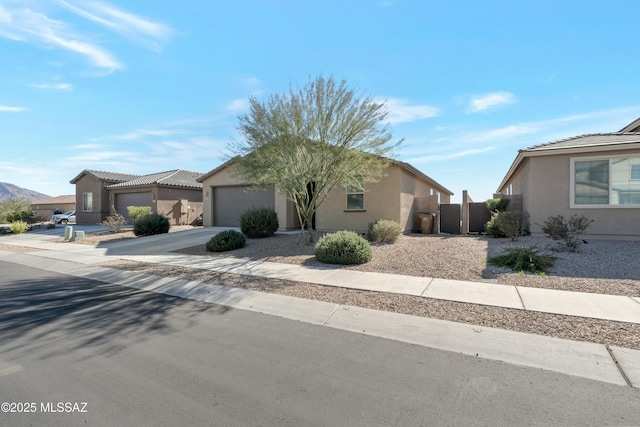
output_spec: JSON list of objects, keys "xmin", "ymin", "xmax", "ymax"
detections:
[
  {"xmin": 541, "ymin": 214, "xmax": 594, "ymax": 252},
  {"xmin": 486, "ymin": 198, "xmax": 509, "ymax": 213},
  {"xmin": 494, "ymin": 211, "xmax": 529, "ymax": 241},
  {"xmin": 206, "ymin": 230, "xmax": 246, "ymax": 252},
  {"xmin": 133, "ymin": 214, "xmax": 170, "ymax": 236},
  {"xmin": 488, "ymin": 245, "xmax": 555, "ymax": 274},
  {"xmin": 127, "ymin": 206, "xmax": 153, "ymax": 222},
  {"xmin": 9, "ymin": 220, "xmax": 30, "ymax": 234},
  {"xmin": 485, "ymin": 213, "xmax": 506, "ymax": 238},
  {"xmin": 102, "ymin": 211, "xmax": 128, "ymax": 232},
  {"xmin": 367, "ymin": 219, "xmax": 402, "ymax": 244},
  {"xmin": 0, "ymin": 198, "xmax": 31, "ymax": 223},
  {"xmin": 315, "ymin": 231, "xmax": 372, "ymax": 265},
  {"xmin": 240, "ymin": 207, "xmax": 279, "ymax": 238},
  {"xmin": 4, "ymin": 210, "xmax": 34, "ymax": 223}
]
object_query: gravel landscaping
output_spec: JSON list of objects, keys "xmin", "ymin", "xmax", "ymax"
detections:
[{"xmin": 3, "ymin": 227, "xmax": 639, "ymax": 349}]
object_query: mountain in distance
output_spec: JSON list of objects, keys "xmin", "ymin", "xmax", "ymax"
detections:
[{"xmin": 0, "ymin": 182, "xmax": 51, "ymax": 202}]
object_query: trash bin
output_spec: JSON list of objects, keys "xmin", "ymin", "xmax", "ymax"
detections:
[{"xmin": 417, "ymin": 212, "xmax": 435, "ymax": 234}]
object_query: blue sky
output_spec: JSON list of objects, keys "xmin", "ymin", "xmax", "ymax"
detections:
[{"xmin": 1, "ymin": 0, "xmax": 639, "ymax": 203}]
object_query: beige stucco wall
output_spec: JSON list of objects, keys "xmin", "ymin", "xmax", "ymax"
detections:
[
  {"xmin": 316, "ymin": 166, "xmax": 401, "ymax": 233},
  {"xmin": 506, "ymin": 150, "xmax": 640, "ymax": 238},
  {"xmin": 156, "ymin": 187, "xmax": 203, "ymax": 225},
  {"xmin": 399, "ymin": 169, "xmax": 442, "ymax": 232},
  {"xmin": 74, "ymin": 174, "xmax": 110, "ymax": 224}
]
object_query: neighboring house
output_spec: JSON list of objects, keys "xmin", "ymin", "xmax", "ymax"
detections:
[
  {"xmin": 70, "ymin": 169, "xmax": 204, "ymax": 225},
  {"xmin": 31, "ymin": 195, "xmax": 76, "ymax": 220},
  {"xmin": 497, "ymin": 118, "xmax": 640, "ymax": 238},
  {"xmin": 197, "ymin": 159, "xmax": 452, "ymax": 233}
]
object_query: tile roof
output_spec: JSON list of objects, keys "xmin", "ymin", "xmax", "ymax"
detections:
[
  {"xmin": 106, "ymin": 169, "xmax": 203, "ymax": 189},
  {"xmin": 522, "ymin": 132, "xmax": 640, "ymax": 153},
  {"xmin": 31, "ymin": 195, "xmax": 76, "ymax": 204},
  {"xmin": 70, "ymin": 169, "xmax": 141, "ymax": 184}
]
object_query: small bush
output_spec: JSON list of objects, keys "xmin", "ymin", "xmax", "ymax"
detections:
[
  {"xmin": 488, "ymin": 245, "xmax": 555, "ymax": 274},
  {"xmin": 485, "ymin": 213, "xmax": 506, "ymax": 238},
  {"xmin": 486, "ymin": 198, "xmax": 509, "ymax": 213},
  {"xmin": 9, "ymin": 220, "xmax": 30, "ymax": 234},
  {"xmin": 541, "ymin": 214, "xmax": 594, "ymax": 252},
  {"xmin": 5, "ymin": 210, "xmax": 34, "ymax": 223},
  {"xmin": 206, "ymin": 230, "xmax": 246, "ymax": 252},
  {"xmin": 127, "ymin": 206, "xmax": 153, "ymax": 222},
  {"xmin": 494, "ymin": 211, "xmax": 529, "ymax": 241},
  {"xmin": 368, "ymin": 219, "xmax": 402, "ymax": 244},
  {"xmin": 133, "ymin": 214, "xmax": 170, "ymax": 236},
  {"xmin": 315, "ymin": 231, "xmax": 372, "ymax": 265},
  {"xmin": 240, "ymin": 207, "xmax": 279, "ymax": 238},
  {"xmin": 102, "ymin": 211, "xmax": 128, "ymax": 232}
]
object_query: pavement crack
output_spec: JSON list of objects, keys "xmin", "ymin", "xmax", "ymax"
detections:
[
  {"xmin": 606, "ymin": 345, "xmax": 633, "ymax": 387},
  {"xmin": 514, "ymin": 286, "xmax": 527, "ymax": 310}
]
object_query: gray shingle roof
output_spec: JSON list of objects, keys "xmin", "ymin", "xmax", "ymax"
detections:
[
  {"xmin": 522, "ymin": 132, "xmax": 640, "ymax": 153},
  {"xmin": 106, "ymin": 170, "xmax": 203, "ymax": 189}
]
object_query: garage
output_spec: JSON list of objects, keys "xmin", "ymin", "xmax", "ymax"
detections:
[
  {"xmin": 115, "ymin": 192, "xmax": 153, "ymax": 222},
  {"xmin": 213, "ymin": 186, "xmax": 275, "ymax": 227}
]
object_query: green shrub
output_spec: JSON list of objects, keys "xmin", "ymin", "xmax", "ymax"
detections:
[
  {"xmin": 541, "ymin": 214, "xmax": 594, "ymax": 252},
  {"xmin": 9, "ymin": 220, "xmax": 30, "ymax": 234},
  {"xmin": 315, "ymin": 231, "xmax": 372, "ymax": 265},
  {"xmin": 102, "ymin": 211, "xmax": 128, "ymax": 232},
  {"xmin": 494, "ymin": 211, "xmax": 529, "ymax": 241},
  {"xmin": 485, "ymin": 213, "xmax": 506, "ymax": 238},
  {"xmin": 133, "ymin": 214, "xmax": 170, "ymax": 236},
  {"xmin": 4, "ymin": 210, "xmax": 34, "ymax": 223},
  {"xmin": 127, "ymin": 206, "xmax": 153, "ymax": 222},
  {"xmin": 488, "ymin": 245, "xmax": 555, "ymax": 274},
  {"xmin": 240, "ymin": 207, "xmax": 279, "ymax": 238},
  {"xmin": 0, "ymin": 198, "xmax": 32, "ymax": 223},
  {"xmin": 206, "ymin": 230, "xmax": 246, "ymax": 252},
  {"xmin": 367, "ymin": 219, "xmax": 402, "ymax": 244},
  {"xmin": 486, "ymin": 198, "xmax": 509, "ymax": 213}
]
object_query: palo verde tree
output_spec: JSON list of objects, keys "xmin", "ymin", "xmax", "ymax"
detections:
[{"xmin": 232, "ymin": 75, "xmax": 401, "ymax": 244}]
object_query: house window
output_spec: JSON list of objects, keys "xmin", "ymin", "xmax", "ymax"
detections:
[
  {"xmin": 572, "ymin": 156, "xmax": 640, "ymax": 207},
  {"xmin": 346, "ymin": 179, "xmax": 364, "ymax": 210},
  {"xmin": 82, "ymin": 192, "xmax": 93, "ymax": 211}
]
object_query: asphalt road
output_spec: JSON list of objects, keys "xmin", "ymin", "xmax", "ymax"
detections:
[{"xmin": 0, "ymin": 260, "xmax": 638, "ymax": 426}]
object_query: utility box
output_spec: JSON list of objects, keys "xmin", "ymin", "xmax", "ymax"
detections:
[
  {"xmin": 417, "ymin": 212, "xmax": 435, "ymax": 234},
  {"xmin": 64, "ymin": 226, "xmax": 74, "ymax": 241}
]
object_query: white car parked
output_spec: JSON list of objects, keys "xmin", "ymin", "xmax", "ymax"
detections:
[{"xmin": 51, "ymin": 211, "xmax": 76, "ymax": 224}]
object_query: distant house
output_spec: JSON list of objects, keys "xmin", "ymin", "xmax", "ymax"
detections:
[
  {"xmin": 70, "ymin": 169, "xmax": 204, "ymax": 225},
  {"xmin": 197, "ymin": 159, "xmax": 452, "ymax": 233},
  {"xmin": 497, "ymin": 118, "xmax": 640, "ymax": 238},
  {"xmin": 31, "ymin": 195, "xmax": 76, "ymax": 220}
]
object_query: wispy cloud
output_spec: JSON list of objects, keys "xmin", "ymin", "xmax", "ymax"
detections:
[
  {"xmin": 59, "ymin": 0, "xmax": 175, "ymax": 51},
  {"xmin": 227, "ymin": 98, "xmax": 248, "ymax": 113},
  {"xmin": 383, "ymin": 98, "xmax": 439, "ymax": 124},
  {"xmin": 412, "ymin": 146, "xmax": 496, "ymax": 163},
  {"xmin": 0, "ymin": 105, "xmax": 26, "ymax": 112},
  {"xmin": 113, "ymin": 128, "xmax": 181, "ymax": 140},
  {"xmin": 31, "ymin": 82, "xmax": 72, "ymax": 90},
  {"xmin": 0, "ymin": 1, "xmax": 174, "ymax": 72},
  {"xmin": 467, "ymin": 92, "xmax": 516, "ymax": 113}
]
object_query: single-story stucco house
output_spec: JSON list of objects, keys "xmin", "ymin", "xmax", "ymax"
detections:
[
  {"xmin": 496, "ymin": 118, "xmax": 640, "ymax": 238},
  {"xmin": 31, "ymin": 195, "xmax": 76, "ymax": 220},
  {"xmin": 70, "ymin": 169, "xmax": 204, "ymax": 225},
  {"xmin": 197, "ymin": 159, "xmax": 453, "ymax": 233}
]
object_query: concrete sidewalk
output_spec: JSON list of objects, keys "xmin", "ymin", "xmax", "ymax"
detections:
[{"xmin": 1, "ymin": 228, "xmax": 640, "ymax": 388}]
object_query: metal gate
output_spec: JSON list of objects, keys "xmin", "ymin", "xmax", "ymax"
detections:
[
  {"xmin": 469, "ymin": 202, "xmax": 491, "ymax": 233},
  {"xmin": 440, "ymin": 204, "xmax": 461, "ymax": 234}
]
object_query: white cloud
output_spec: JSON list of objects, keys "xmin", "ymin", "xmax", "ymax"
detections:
[
  {"xmin": 0, "ymin": 105, "xmax": 26, "ymax": 112},
  {"xmin": 383, "ymin": 98, "xmax": 439, "ymax": 124},
  {"xmin": 113, "ymin": 129, "xmax": 178, "ymax": 140},
  {"xmin": 227, "ymin": 98, "xmax": 248, "ymax": 113},
  {"xmin": 412, "ymin": 146, "xmax": 496, "ymax": 163},
  {"xmin": 31, "ymin": 82, "xmax": 72, "ymax": 90},
  {"xmin": 58, "ymin": 0, "xmax": 175, "ymax": 51},
  {"xmin": 467, "ymin": 92, "xmax": 516, "ymax": 113}
]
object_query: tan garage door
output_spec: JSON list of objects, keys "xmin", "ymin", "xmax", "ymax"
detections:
[
  {"xmin": 115, "ymin": 192, "xmax": 153, "ymax": 222},
  {"xmin": 213, "ymin": 186, "xmax": 275, "ymax": 227}
]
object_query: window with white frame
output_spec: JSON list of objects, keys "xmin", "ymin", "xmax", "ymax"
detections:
[
  {"xmin": 346, "ymin": 179, "xmax": 364, "ymax": 210},
  {"xmin": 572, "ymin": 156, "xmax": 640, "ymax": 206},
  {"xmin": 82, "ymin": 192, "xmax": 93, "ymax": 211}
]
